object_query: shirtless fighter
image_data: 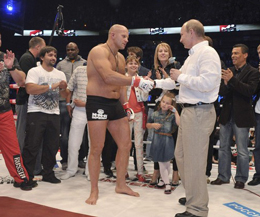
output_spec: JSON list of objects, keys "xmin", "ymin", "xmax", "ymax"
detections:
[{"xmin": 85, "ymin": 24, "xmax": 154, "ymax": 205}]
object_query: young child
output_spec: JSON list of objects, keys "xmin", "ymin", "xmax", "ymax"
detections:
[
  {"xmin": 146, "ymin": 92, "xmax": 180, "ymax": 194},
  {"xmin": 125, "ymin": 55, "xmax": 149, "ymax": 182}
]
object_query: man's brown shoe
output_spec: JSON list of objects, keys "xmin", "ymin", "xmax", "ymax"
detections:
[
  {"xmin": 211, "ymin": 178, "xmax": 230, "ymax": 185},
  {"xmin": 234, "ymin": 181, "xmax": 244, "ymax": 189}
]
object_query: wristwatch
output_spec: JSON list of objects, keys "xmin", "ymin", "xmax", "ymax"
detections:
[{"xmin": 7, "ymin": 65, "xmax": 16, "ymax": 71}]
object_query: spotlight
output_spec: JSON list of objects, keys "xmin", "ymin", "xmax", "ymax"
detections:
[
  {"xmin": 6, "ymin": 0, "xmax": 14, "ymax": 12},
  {"xmin": 7, "ymin": 5, "xmax": 13, "ymax": 11}
]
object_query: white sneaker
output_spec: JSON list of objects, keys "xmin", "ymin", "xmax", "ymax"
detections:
[{"xmin": 60, "ymin": 173, "xmax": 75, "ymax": 180}]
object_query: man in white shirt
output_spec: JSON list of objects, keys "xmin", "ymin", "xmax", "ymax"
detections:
[
  {"xmin": 155, "ymin": 19, "xmax": 221, "ymax": 217},
  {"xmin": 61, "ymin": 65, "xmax": 88, "ymax": 180},
  {"xmin": 22, "ymin": 46, "xmax": 67, "ymax": 187}
]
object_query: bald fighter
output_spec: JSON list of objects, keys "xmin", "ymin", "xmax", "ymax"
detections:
[{"xmin": 85, "ymin": 24, "xmax": 153, "ymax": 205}]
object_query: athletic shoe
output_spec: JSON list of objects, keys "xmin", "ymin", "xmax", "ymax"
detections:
[
  {"xmin": 60, "ymin": 173, "xmax": 75, "ymax": 180},
  {"xmin": 78, "ymin": 161, "xmax": 86, "ymax": 168},
  {"xmin": 42, "ymin": 176, "xmax": 61, "ymax": 184}
]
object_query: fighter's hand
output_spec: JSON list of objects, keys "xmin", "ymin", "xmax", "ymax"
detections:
[
  {"xmin": 123, "ymin": 102, "xmax": 135, "ymax": 121},
  {"xmin": 170, "ymin": 68, "xmax": 181, "ymax": 81},
  {"xmin": 4, "ymin": 50, "xmax": 15, "ymax": 69},
  {"xmin": 132, "ymin": 77, "xmax": 154, "ymax": 93}
]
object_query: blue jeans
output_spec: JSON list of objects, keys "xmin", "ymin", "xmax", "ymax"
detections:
[
  {"xmin": 218, "ymin": 119, "xmax": 249, "ymax": 183},
  {"xmin": 253, "ymin": 113, "xmax": 260, "ymax": 179}
]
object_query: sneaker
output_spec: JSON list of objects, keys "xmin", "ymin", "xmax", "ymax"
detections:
[
  {"xmin": 248, "ymin": 178, "xmax": 260, "ymax": 186},
  {"xmin": 19, "ymin": 180, "xmax": 38, "ymax": 191},
  {"xmin": 14, "ymin": 179, "xmax": 38, "ymax": 189},
  {"xmin": 20, "ymin": 182, "xmax": 33, "ymax": 191},
  {"xmin": 136, "ymin": 174, "xmax": 146, "ymax": 182},
  {"xmin": 104, "ymin": 168, "xmax": 114, "ymax": 178},
  {"xmin": 42, "ymin": 176, "xmax": 61, "ymax": 184},
  {"xmin": 78, "ymin": 161, "xmax": 86, "ymax": 168},
  {"xmin": 60, "ymin": 173, "xmax": 75, "ymax": 180},
  {"xmin": 61, "ymin": 162, "xmax": 67, "ymax": 170}
]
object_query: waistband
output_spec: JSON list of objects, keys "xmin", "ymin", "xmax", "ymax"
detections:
[
  {"xmin": 87, "ymin": 95, "xmax": 119, "ymax": 103},
  {"xmin": 155, "ymin": 132, "xmax": 172, "ymax": 136},
  {"xmin": 179, "ymin": 102, "xmax": 213, "ymax": 108}
]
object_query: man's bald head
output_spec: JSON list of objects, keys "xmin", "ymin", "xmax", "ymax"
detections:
[
  {"xmin": 66, "ymin": 42, "xmax": 79, "ymax": 60},
  {"xmin": 184, "ymin": 19, "xmax": 205, "ymax": 38},
  {"xmin": 66, "ymin": 42, "xmax": 78, "ymax": 49},
  {"xmin": 108, "ymin": 24, "xmax": 128, "ymax": 36},
  {"xmin": 106, "ymin": 24, "xmax": 129, "ymax": 50}
]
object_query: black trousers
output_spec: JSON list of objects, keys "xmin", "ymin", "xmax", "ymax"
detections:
[
  {"xmin": 102, "ymin": 130, "xmax": 117, "ymax": 169},
  {"xmin": 23, "ymin": 112, "xmax": 60, "ymax": 179},
  {"xmin": 59, "ymin": 101, "xmax": 71, "ymax": 163},
  {"xmin": 206, "ymin": 120, "xmax": 218, "ymax": 177}
]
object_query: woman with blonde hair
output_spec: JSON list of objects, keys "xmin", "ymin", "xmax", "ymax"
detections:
[{"xmin": 147, "ymin": 42, "xmax": 181, "ymax": 186}]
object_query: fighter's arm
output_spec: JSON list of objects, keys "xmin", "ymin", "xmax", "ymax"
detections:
[
  {"xmin": 119, "ymin": 85, "xmax": 134, "ymax": 120},
  {"xmin": 119, "ymin": 86, "xmax": 128, "ymax": 104}
]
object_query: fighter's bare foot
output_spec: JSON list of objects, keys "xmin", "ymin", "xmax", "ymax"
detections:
[
  {"xmin": 115, "ymin": 185, "xmax": 140, "ymax": 197},
  {"xmin": 85, "ymin": 191, "xmax": 99, "ymax": 205}
]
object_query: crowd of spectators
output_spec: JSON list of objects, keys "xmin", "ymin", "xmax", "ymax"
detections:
[{"xmin": 23, "ymin": 0, "xmax": 260, "ymax": 31}]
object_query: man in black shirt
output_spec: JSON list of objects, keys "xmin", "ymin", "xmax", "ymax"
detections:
[{"xmin": 16, "ymin": 37, "xmax": 45, "ymax": 175}]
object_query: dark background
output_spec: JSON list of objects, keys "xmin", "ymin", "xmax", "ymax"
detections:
[{"xmin": 0, "ymin": 0, "xmax": 260, "ymax": 69}]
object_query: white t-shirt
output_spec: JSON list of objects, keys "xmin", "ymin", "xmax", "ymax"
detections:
[
  {"xmin": 255, "ymin": 99, "xmax": 260, "ymax": 114},
  {"xmin": 26, "ymin": 65, "xmax": 66, "ymax": 115}
]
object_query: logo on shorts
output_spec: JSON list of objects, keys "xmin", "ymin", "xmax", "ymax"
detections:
[{"xmin": 92, "ymin": 109, "xmax": 108, "ymax": 120}]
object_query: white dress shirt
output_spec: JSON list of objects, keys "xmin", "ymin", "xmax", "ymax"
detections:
[{"xmin": 155, "ymin": 41, "xmax": 221, "ymax": 104}]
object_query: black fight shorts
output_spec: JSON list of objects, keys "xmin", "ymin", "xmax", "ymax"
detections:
[{"xmin": 86, "ymin": 95, "xmax": 126, "ymax": 121}]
